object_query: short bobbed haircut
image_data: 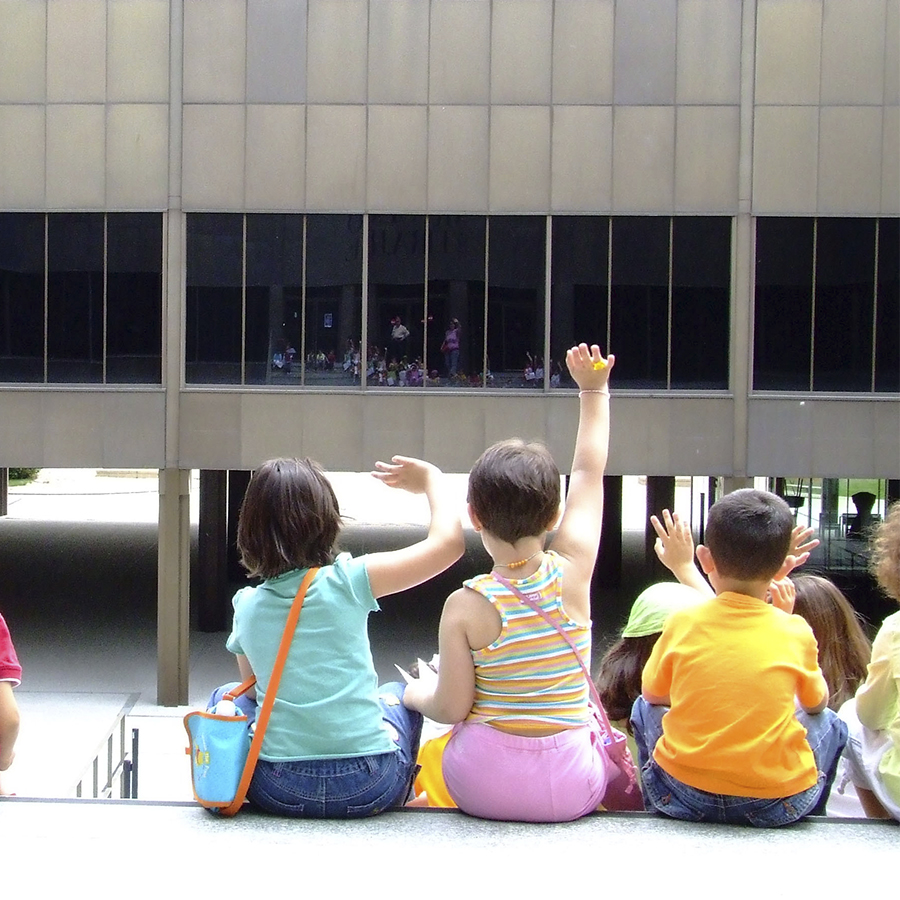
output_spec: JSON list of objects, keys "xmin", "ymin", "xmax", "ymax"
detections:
[
  {"xmin": 237, "ymin": 457, "xmax": 341, "ymax": 579},
  {"xmin": 870, "ymin": 501, "xmax": 900, "ymax": 603},
  {"xmin": 467, "ymin": 438, "xmax": 560, "ymax": 544},
  {"xmin": 704, "ymin": 488, "xmax": 792, "ymax": 582}
]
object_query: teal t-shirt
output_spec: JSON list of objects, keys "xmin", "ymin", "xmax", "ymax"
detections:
[{"xmin": 226, "ymin": 553, "xmax": 395, "ymax": 761}]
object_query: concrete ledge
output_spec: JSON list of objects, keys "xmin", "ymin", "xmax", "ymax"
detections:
[{"xmin": 0, "ymin": 800, "xmax": 894, "ymax": 894}]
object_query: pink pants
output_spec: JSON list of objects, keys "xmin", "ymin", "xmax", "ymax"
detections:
[{"xmin": 442, "ymin": 721, "xmax": 610, "ymax": 822}]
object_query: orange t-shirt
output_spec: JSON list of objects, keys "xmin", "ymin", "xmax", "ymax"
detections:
[{"xmin": 642, "ymin": 592, "xmax": 827, "ymax": 798}]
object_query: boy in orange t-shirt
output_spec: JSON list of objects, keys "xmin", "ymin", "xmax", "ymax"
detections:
[{"xmin": 631, "ymin": 489, "xmax": 847, "ymax": 826}]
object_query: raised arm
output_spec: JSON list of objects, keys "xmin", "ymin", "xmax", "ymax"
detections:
[
  {"xmin": 0, "ymin": 682, "xmax": 20, "ymax": 773},
  {"xmin": 549, "ymin": 344, "xmax": 614, "ymax": 578},
  {"xmin": 651, "ymin": 509, "xmax": 714, "ymax": 598},
  {"xmin": 364, "ymin": 456, "xmax": 465, "ymax": 599}
]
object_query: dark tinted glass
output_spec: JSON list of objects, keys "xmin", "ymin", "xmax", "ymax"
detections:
[
  {"xmin": 47, "ymin": 213, "xmax": 104, "ymax": 383},
  {"xmin": 305, "ymin": 215, "xmax": 363, "ymax": 387},
  {"xmin": 0, "ymin": 213, "xmax": 44, "ymax": 382},
  {"xmin": 186, "ymin": 214, "xmax": 243, "ymax": 384},
  {"xmin": 368, "ymin": 215, "xmax": 425, "ymax": 387},
  {"xmin": 671, "ymin": 217, "xmax": 730, "ymax": 389},
  {"xmin": 754, "ymin": 218, "xmax": 814, "ymax": 390},
  {"xmin": 244, "ymin": 215, "xmax": 303, "ymax": 385},
  {"xmin": 875, "ymin": 217, "xmax": 899, "ymax": 392},
  {"xmin": 427, "ymin": 215, "xmax": 485, "ymax": 386},
  {"xmin": 487, "ymin": 217, "xmax": 545, "ymax": 388},
  {"xmin": 610, "ymin": 217, "xmax": 668, "ymax": 388},
  {"xmin": 550, "ymin": 217, "xmax": 609, "ymax": 390},
  {"xmin": 813, "ymin": 218, "xmax": 875, "ymax": 392},
  {"xmin": 106, "ymin": 213, "xmax": 163, "ymax": 384}
]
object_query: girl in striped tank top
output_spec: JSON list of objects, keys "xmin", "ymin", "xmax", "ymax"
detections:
[{"xmin": 403, "ymin": 343, "xmax": 634, "ymax": 821}]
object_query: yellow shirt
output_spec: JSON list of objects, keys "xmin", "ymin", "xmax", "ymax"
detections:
[{"xmin": 642, "ymin": 592, "xmax": 827, "ymax": 798}]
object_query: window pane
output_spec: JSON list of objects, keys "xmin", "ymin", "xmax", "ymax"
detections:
[
  {"xmin": 427, "ymin": 215, "xmax": 485, "ymax": 386},
  {"xmin": 754, "ymin": 218, "xmax": 814, "ymax": 390},
  {"xmin": 306, "ymin": 215, "xmax": 363, "ymax": 387},
  {"xmin": 368, "ymin": 215, "xmax": 425, "ymax": 388},
  {"xmin": 487, "ymin": 217, "xmax": 545, "ymax": 388},
  {"xmin": 47, "ymin": 213, "xmax": 104, "ymax": 384},
  {"xmin": 550, "ymin": 216, "xmax": 609, "ymax": 390},
  {"xmin": 671, "ymin": 217, "xmax": 730, "ymax": 389},
  {"xmin": 106, "ymin": 213, "xmax": 163, "ymax": 384},
  {"xmin": 813, "ymin": 218, "xmax": 875, "ymax": 392},
  {"xmin": 610, "ymin": 217, "xmax": 668, "ymax": 389},
  {"xmin": 0, "ymin": 213, "xmax": 44, "ymax": 382},
  {"xmin": 186, "ymin": 214, "xmax": 243, "ymax": 384},
  {"xmin": 245, "ymin": 215, "xmax": 303, "ymax": 386},
  {"xmin": 875, "ymin": 218, "xmax": 899, "ymax": 392}
]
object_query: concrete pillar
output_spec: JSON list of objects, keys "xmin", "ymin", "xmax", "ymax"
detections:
[
  {"xmin": 645, "ymin": 476, "xmax": 676, "ymax": 575},
  {"xmin": 0, "ymin": 469, "xmax": 7, "ymax": 516},
  {"xmin": 593, "ymin": 475, "xmax": 623, "ymax": 591},
  {"xmin": 227, "ymin": 470, "xmax": 251, "ymax": 580},
  {"xmin": 722, "ymin": 477, "xmax": 754, "ymax": 495},
  {"xmin": 157, "ymin": 468, "xmax": 191, "ymax": 706},
  {"xmin": 198, "ymin": 470, "xmax": 228, "ymax": 632}
]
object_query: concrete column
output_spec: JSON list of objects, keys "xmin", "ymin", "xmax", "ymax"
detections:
[
  {"xmin": 227, "ymin": 470, "xmax": 252, "ymax": 580},
  {"xmin": 721, "ymin": 477, "xmax": 754, "ymax": 495},
  {"xmin": 157, "ymin": 468, "xmax": 191, "ymax": 705},
  {"xmin": 198, "ymin": 470, "xmax": 228, "ymax": 632},
  {"xmin": 0, "ymin": 469, "xmax": 7, "ymax": 516},
  {"xmin": 593, "ymin": 475, "xmax": 623, "ymax": 591}
]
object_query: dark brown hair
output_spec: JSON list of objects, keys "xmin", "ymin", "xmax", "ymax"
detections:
[
  {"xmin": 792, "ymin": 574, "xmax": 871, "ymax": 711},
  {"xmin": 595, "ymin": 634, "xmax": 661, "ymax": 731},
  {"xmin": 705, "ymin": 488, "xmax": 793, "ymax": 581},
  {"xmin": 869, "ymin": 501, "xmax": 900, "ymax": 603},
  {"xmin": 237, "ymin": 457, "xmax": 341, "ymax": 579},
  {"xmin": 467, "ymin": 438, "xmax": 561, "ymax": 544}
]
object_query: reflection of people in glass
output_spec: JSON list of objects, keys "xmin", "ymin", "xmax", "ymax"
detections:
[
  {"xmin": 390, "ymin": 316, "xmax": 410, "ymax": 362},
  {"xmin": 442, "ymin": 318, "xmax": 461, "ymax": 378}
]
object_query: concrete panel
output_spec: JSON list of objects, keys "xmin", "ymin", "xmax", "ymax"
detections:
[
  {"xmin": 612, "ymin": 106, "xmax": 675, "ymax": 213},
  {"xmin": 552, "ymin": 0, "xmax": 614, "ymax": 104},
  {"xmin": 42, "ymin": 394, "xmax": 106, "ymax": 465},
  {"xmin": 821, "ymin": 0, "xmax": 887, "ymax": 105},
  {"xmin": 305, "ymin": 105, "xmax": 367, "ymax": 211},
  {"xmin": 183, "ymin": 0, "xmax": 246, "ymax": 102},
  {"xmin": 429, "ymin": 0, "xmax": 490, "ymax": 105},
  {"xmin": 818, "ymin": 106, "xmax": 883, "ymax": 214},
  {"xmin": 755, "ymin": 0, "xmax": 822, "ymax": 104},
  {"xmin": 106, "ymin": 104, "xmax": 169, "ymax": 209},
  {"xmin": 100, "ymin": 392, "xmax": 166, "ymax": 465},
  {"xmin": 108, "ymin": 0, "xmax": 170, "ymax": 102},
  {"xmin": 491, "ymin": 0, "xmax": 552, "ymax": 104},
  {"xmin": 367, "ymin": 106, "xmax": 427, "ymax": 211},
  {"xmin": 675, "ymin": 106, "xmax": 740, "ymax": 213},
  {"xmin": 247, "ymin": 0, "xmax": 307, "ymax": 103},
  {"xmin": 0, "ymin": 0, "xmax": 46, "ymax": 102},
  {"xmin": 178, "ymin": 393, "xmax": 244, "ymax": 469},
  {"xmin": 0, "ymin": 106, "xmax": 45, "ymax": 207},
  {"xmin": 427, "ymin": 105, "xmax": 489, "ymax": 212},
  {"xmin": 245, "ymin": 105, "xmax": 305, "ymax": 210},
  {"xmin": 47, "ymin": 0, "xmax": 106, "ymax": 102},
  {"xmin": 884, "ymin": 106, "xmax": 900, "ymax": 215},
  {"xmin": 551, "ymin": 106, "xmax": 613, "ymax": 212},
  {"xmin": 182, "ymin": 105, "xmax": 246, "ymax": 209},
  {"xmin": 676, "ymin": 0, "xmax": 742, "ymax": 104},
  {"xmin": 613, "ymin": 0, "xmax": 677, "ymax": 105},
  {"xmin": 362, "ymin": 394, "xmax": 429, "ymax": 469},
  {"xmin": 0, "ymin": 394, "xmax": 46, "ymax": 464},
  {"xmin": 489, "ymin": 106, "xmax": 551, "ymax": 212},
  {"xmin": 368, "ymin": 0, "xmax": 429, "ymax": 104},
  {"xmin": 422, "ymin": 397, "xmax": 488, "ymax": 475},
  {"xmin": 752, "ymin": 106, "xmax": 818, "ymax": 214},
  {"xmin": 293, "ymin": 395, "xmax": 369, "ymax": 471},
  {"xmin": 306, "ymin": 0, "xmax": 368, "ymax": 103},
  {"xmin": 239, "ymin": 394, "xmax": 308, "ymax": 466},
  {"xmin": 46, "ymin": 105, "xmax": 106, "ymax": 208},
  {"xmin": 887, "ymin": 0, "xmax": 899, "ymax": 105}
]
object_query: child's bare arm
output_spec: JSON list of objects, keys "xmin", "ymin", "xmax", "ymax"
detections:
[
  {"xmin": 365, "ymin": 456, "xmax": 465, "ymax": 599},
  {"xmin": 549, "ymin": 344, "xmax": 614, "ymax": 576},
  {"xmin": 0, "ymin": 683, "xmax": 20, "ymax": 772},
  {"xmin": 651, "ymin": 509, "xmax": 714, "ymax": 598}
]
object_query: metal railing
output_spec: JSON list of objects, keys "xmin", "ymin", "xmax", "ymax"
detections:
[{"xmin": 75, "ymin": 693, "xmax": 140, "ymax": 799}]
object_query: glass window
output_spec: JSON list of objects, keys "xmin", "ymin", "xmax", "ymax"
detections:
[
  {"xmin": 754, "ymin": 218, "xmax": 814, "ymax": 391},
  {"xmin": 305, "ymin": 215, "xmax": 363, "ymax": 387},
  {"xmin": 367, "ymin": 215, "xmax": 425, "ymax": 388},
  {"xmin": 47, "ymin": 213, "xmax": 104, "ymax": 384},
  {"xmin": 186, "ymin": 214, "xmax": 243, "ymax": 384},
  {"xmin": 875, "ymin": 218, "xmax": 899, "ymax": 393},
  {"xmin": 427, "ymin": 215, "xmax": 485, "ymax": 386},
  {"xmin": 610, "ymin": 217, "xmax": 668, "ymax": 389},
  {"xmin": 106, "ymin": 213, "xmax": 163, "ymax": 384},
  {"xmin": 487, "ymin": 217, "xmax": 545, "ymax": 388},
  {"xmin": 245, "ymin": 215, "xmax": 303, "ymax": 386},
  {"xmin": 550, "ymin": 216, "xmax": 609, "ymax": 390},
  {"xmin": 671, "ymin": 217, "xmax": 730, "ymax": 389},
  {"xmin": 0, "ymin": 213, "xmax": 44, "ymax": 382},
  {"xmin": 813, "ymin": 219, "xmax": 876, "ymax": 392}
]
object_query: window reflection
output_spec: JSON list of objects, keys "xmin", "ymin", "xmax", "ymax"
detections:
[
  {"xmin": 0, "ymin": 213, "xmax": 44, "ymax": 382},
  {"xmin": 875, "ymin": 218, "xmax": 899, "ymax": 393}
]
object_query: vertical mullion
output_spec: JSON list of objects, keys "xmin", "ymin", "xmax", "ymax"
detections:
[
  {"xmin": 301, "ymin": 215, "xmax": 308, "ymax": 387},
  {"xmin": 667, "ymin": 217, "xmax": 674, "ymax": 389},
  {"xmin": 482, "ymin": 218, "xmax": 489, "ymax": 387},
  {"xmin": 809, "ymin": 219, "xmax": 817, "ymax": 391},
  {"xmin": 606, "ymin": 217, "xmax": 613, "ymax": 353},
  {"xmin": 43, "ymin": 214, "xmax": 48, "ymax": 384},
  {"xmin": 543, "ymin": 215, "xmax": 551, "ymax": 391},
  {"xmin": 241, "ymin": 215, "xmax": 247, "ymax": 386},
  {"xmin": 871, "ymin": 219, "xmax": 879, "ymax": 392},
  {"xmin": 102, "ymin": 215, "xmax": 108, "ymax": 384},
  {"xmin": 423, "ymin": 216, "xmax": 429, "ymax": 388},
  {"xmin": 361, "ymin": 214, "xmax": 369, "ymax": 391}
]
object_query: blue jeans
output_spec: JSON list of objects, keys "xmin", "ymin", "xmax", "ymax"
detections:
[
  {"xmin": 208, "ymin": 680, "xmax": 423, "ymax": 819},
  {"xmin": 630, "ymin": 697, "xmax": 848, "ymax": 827}
]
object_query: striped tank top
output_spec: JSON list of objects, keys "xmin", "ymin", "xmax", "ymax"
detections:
[{"xmin": 464, "ymin": 551, "xmax": 591, "ymax": 733}]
